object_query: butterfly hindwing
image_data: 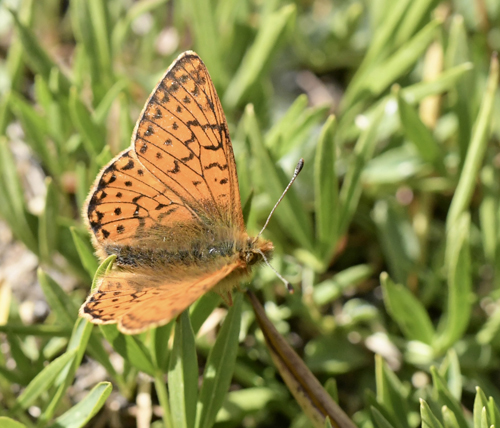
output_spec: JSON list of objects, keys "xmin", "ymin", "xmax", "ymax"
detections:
[{"xmin": 79, "ymin": 263, "xmax": 240, "ymax": 334}]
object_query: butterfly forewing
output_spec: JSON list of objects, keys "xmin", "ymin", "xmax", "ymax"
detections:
[
  {"xmin": 133, "ymin": 52, "xmax": 244, "ymax": 230},
  {"xmin": 86, "ymin": 150, "xmax": 195, "ymax": 246}
]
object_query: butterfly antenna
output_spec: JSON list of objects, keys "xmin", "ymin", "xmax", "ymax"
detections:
[
  {"xmin": 257, "ymin": 249, "xmax": 294, "ymax": 294},
  {"xmin": 254, "ymin": 158, "xmax": 305, "ymax": 241}
]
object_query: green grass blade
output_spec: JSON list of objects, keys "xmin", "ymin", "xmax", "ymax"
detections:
[
  {"xmin": 12, "ymin": 350, "xmax": 76, "ymax": 413},
  {"xmin": 168, "ymin": 312, "xmax": 198, "ymax": 428},
  {"xmin": 112, "ymin": 0, "xmax": 169, "ymax": 54},
  {"xmin": 0, "ymin": 137, "xmax": 38, "ymax": 253},
  {"xmin": 38, "ymin": 269, "xmax": 78, "ymax": 325},
  {"xmin": 367, "ymin": 20, "xmax": 440, "ymax": 97},
  {"xmin": 69, "ymin": 87, "xmax": 105, "ymax": 155},
  {"xmin": 38, "ymin": 177, "xmax": 59, "ymax": 262},
  {"xmin": 430, "ymin": 367, "xmax": 468, "ymax": 428},
  {"xmin": 183, "ymin": 0, "xmax": 224, "ymax": 88},
  {"xmin": 244, "ymin": 105, "xmax": 313, "ymax": 250},
  {"xmin": 371, "ymin": 407, "xmax": 398, "ymax": 428},
  {"xmin": 0, "ymin": 417, "xmax": 26, "ymax": 428},
  {"xmin": 314, "ymin": 115, "xmax": 339, "ymax": 263},
  {"xmin": 436, "ymin": 213, "xmax": 471, "ymax": 353},
  {"xmin": 381, "ymin": 273, "xmax": 435, "ymax": 345},
  {"xmin": 195, "ymin": 293, "xmax": 243, "ymax": 428},
  {"xmin": 396, "ymin": 89, "xmax": 443, "ymax": 168},
  {"xmin": 99, "ymin": 325, "xmax": 156, "ymax": 376},
  {"xmin": 313, "ymin": 264, "xmax": 374, "ymax": 306},
  {"xmin": 151, "ymin": 322, "xmax": 174, "ymax": 374},
  {"xmin": 224, "ymin": 4, "xmax": 296, "ymax": 108},
  {"xmin": 474, "ymin": 388, "xmax": 490, "ymax": 428},
  {"xmin": 375, "ymin": 355, "xmax": 410, "ymax": 428},
  {"xmin": 420, "ymin": 399, "xmax": 445, "ymax": 428},
  {"xmin": 190, "ymin": 292, "xmax": 222, "ymax": 335},
  {"xmin": 70, "ymin": 227, "xmax": 99, "ymax": 277},
  {"xmin": 8, "ymin": 91, "xmax": 59, "ymax": 176},
  {"xmin": 39, "ymin": 318, "xmax": 93, "ymax": 425},
  {"xmin": 338, "ymin": 101, "xmax": 385, "ymax": 235},
  {"xmin": 447, "ymin": 54, "xmax": 499, "ymax": 230},
  {"xmin": 46, "ymin": 382, "xmax": 112, "ymax": 428},
  {"xmin": 9, "ymin": 9, "xmax": 70, "ymax": 94},
  {"xmin": 88, "ymin": 0, "xmax": 113, "ymax": 86}
]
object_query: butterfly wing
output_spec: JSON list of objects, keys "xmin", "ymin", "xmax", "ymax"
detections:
[
  {"xmin": 85, "ymin": 51, "xmax": 244, "ymax": 251},
  {"xmin": 79, "ymin": 263, "xmax": 240, "ymax": 334},
  {"xmin": 134, "ymin": 51, "xmax": 244, "ymax": 230},
  {"xmin": 85, "ymin": 149, "xmax": 197, "ymax": 248}
]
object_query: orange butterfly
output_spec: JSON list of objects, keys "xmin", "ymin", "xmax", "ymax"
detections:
[{"xmin": 79, "ymin": 51, "xmax": 302, "ymax": 334}]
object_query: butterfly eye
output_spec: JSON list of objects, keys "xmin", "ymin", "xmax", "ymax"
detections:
[{"xmin": 245, "ymin": 252, "xmax": 255, "ymax": 265}]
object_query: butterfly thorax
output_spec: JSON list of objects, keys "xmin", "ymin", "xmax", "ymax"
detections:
[{"xmin": 101, "ymin": 228, "xmax": 273, "ymax": 276}]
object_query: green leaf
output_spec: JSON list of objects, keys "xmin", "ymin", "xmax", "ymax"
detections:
[
  {"xmin": 69, "ymin": 87, "xmax": 105, "ymax": 155},
  {"xmin": 70, "ymin": 226, "xmax": 99, "ymax": 277},
  {"xmin": 442, "ymin": 406, "xmax": 461, "ymax": 428},
  {"xmin": 39, "ymin": 177, "xmax": 59, "ymax": 262},
  {"xmin": 338, "ymin": 101, "xmax": 385, "ymax": 235},
  {"xmin": 183, "ymin": 0, "xmax": 224, "ymax": 88},
  {"xmin": 87, "ymin": 0, "xmax": 113, "ymax": 85},
  {"xmin": 447, "ymin": 54, "xmax": 499, "ymax": 230},
  {"xmin": 151, "ymin": 322, "xmax": 174, "ymax": 373},
  {"xmin": 381, "ymin": 273, "xmax": 435, "ymax": 345},
  {"xmin": 430, "ymin": 367, "xmax": 468, "ymax": 428},
  {"xmin": 190, "ymin": 292, "xmax": 222, "ymax": 335},
  {"xmin": 436, "ymin": 213, "xmax": 471, "ymax": 353},
  {"xmin": 375, "ymin": 355, "xmax": 410, "ymax": 428},
  {"xmin": 224, "ymin": 4, "xmax": 296, "ymax": 108},
  {"xmin": 371, "ymin": 406, "xmax": 398, "ymax": 428},
  {"xmin": 0, "ymin": 417, "xmax": 27, "ymax": 428},
  {"xmin": 47, "ymin": 382, "xmax": 112, "ymax": 428},
  {"xmin": 100, "ymin": 325, "xmax": 156, "ymax": 376},
  {"xmin": 420, "ymin": 399, "xmax": 444, "ymax": 428},
  {"xmin": 0, "ymin": 137, "xmax": 38, "ymax": 254},
  {"xmin": 266, "ymin": 95, "xmax": 309, "ymax": 150},
  {"xmin": 195, "ymin": 293, "xmax": 243, "ymax": 428},
  {"xmin": 313, "ymin": 264, "xmax": 373, "ymax": 306},
  {"xmin": 366, "ymin": 20, "xmax": 440, "ymax": 97},
  {"xmin": 396, "ymin": 89, "xmax": 443, "ymax": 169},
  {"xmin": 39, "ymin": 318, "xmax": 94, "ymax": 425},
  {"xmin": 70, "ymin": 0, "xmax": 112, "ymax": 102},
  {"xmin": 372, "ymin": 200, "xmax": 419, "ymax": 284},
  {"xmin": 479, "ymin": 166, "xmax": 497, "ymax": 264},
  {"xmin": 244, "ymin": 105, "xmax": 313, "ymax": 251},
  {"xmin": 8, "ymin": 91, "xmax": 60, "ymax": 176},
  {"xmin": 9, "ymin": 10, "xmax": 70, "ymax": 95},
  {"xmin": 13, "ymin": 349, "xmax": 76, "ymax": 412},
  {"xmin": 314, "ymin": 115, "xmax": 339, "ymax": 263},
  {"xmin": 112, "ymin": 0, "xmax": 169, "ymax": 54},
  {"xmin": 474, "ymin": 387, "xmax": 489, "ymax": 428},
  {"xmin": 38, "ymin": 269, "xmax": 78, "ymax": 325},
  {"xmin": 92, "ymin": 78, "xmax": 128, "ymax": 125},
  {"xmin": 439, "ymin": 349, "xmax": 462, "ymax": 401},
  {"xmin": 401, "ymin": 62, "xmax": 473, "ymax": 103},
  {"xmin": 168, "ymin": 312, "xmax": 198, "ymax": 428},
  {"xmin": 487, "ymin": 396, "xmax": 500, "ymax": 426}
]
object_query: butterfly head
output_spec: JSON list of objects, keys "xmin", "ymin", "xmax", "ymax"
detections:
[{"xmin": 243, "ymin": 237, "xmax": 273, "ymax": 267}]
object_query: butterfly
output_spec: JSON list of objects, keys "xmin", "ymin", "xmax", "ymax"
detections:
[{"xmin": 79, "ymin": 51, "xmax": 301, "ymax": 335}]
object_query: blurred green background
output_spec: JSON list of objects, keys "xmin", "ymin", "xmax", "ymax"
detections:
[{"xmin": 1, "ymin": 0, "xmax": 500, "ymax": 427}]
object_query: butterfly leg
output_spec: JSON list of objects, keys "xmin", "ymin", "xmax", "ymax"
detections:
[{"xmin": 216, "ymin": 290, "xmax": 233, "ymax": 307}]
